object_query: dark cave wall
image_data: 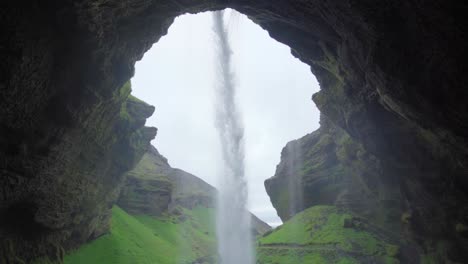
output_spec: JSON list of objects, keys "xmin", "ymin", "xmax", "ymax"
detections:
[
  {"xmin": 265, "ymin": 116, "xmax": 401, "ymax": 227},
  {"xmin": 1, "ymin": 0, "xmax": 467, "ymax": 262},
  {"xmin": 0, "ymin": 78, "xmax": 156, "ymax": 262}
]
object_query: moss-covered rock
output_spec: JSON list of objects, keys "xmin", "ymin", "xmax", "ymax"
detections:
[
  {"xmin": 0, "ymin": 81, "xmax": 156, "ymax": 263},
  {"xmin": 257, "ymin": 206, "xmax": 401, "ymax": 264},
  {"xmin": 265, "ymin": 116, "xmax": 401, "ymax": 232},
  {"xmin": 117, "ymin": 147, "xmax": 173, "ymax": 216},
  {"xmin": 117, "ymin": 146, "xmax": 271, "ymax": 236},
  {"xmin": 2, "ymin": 0, "xmax": 468, "ymax": 262},
  {"xmin": 265, "ymin": 114, "xmax": 468, "ymax": 262}
]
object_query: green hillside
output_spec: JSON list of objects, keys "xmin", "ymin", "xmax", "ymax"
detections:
[
  {"xmin": 257, "ymin": 206, "xmax": 400, "ymax": 264},
  {"xmin": 65, "ymin": 204, "xmax": 402, "ymax": 264},
  {"xmin": 64, "ymin": 206, "xmax": 216, "ymax": 264}
]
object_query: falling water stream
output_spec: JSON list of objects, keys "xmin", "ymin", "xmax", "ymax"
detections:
[{"xmin": 212, "ymin": 10, "xmax": 254, "ymax": 264}]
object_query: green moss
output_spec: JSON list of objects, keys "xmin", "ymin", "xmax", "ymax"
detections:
[
  {"xmin": 257, "ymin": 206, "xmax": 399, "ymax": 263},
  {"xmin": 336, "ymin": 257, "xmax": 359, "ymax": 264},
  {"xmin": 385, "ymin": 244, "xmax": 399, "ymax": 257},
  {"xmin": 127, "ymin": 153, "xmax": 170, "ymax": 181},
  {"xmin": 118, "ymin": 81, "xmax": 132, "ymax": 98},
  {"xmin": 421, "ymin": 241, "xmax": 451, "ymax": 264},
  {"xmin": 336, "ymin": 135, "xmax": 360, "ymax": 162},
  {"xmin": 64, "ymin": 206, "xmax": 216, "ymax": 264},
  {"xmin": 128, "ymin": 94, "xmax": 145, "ymax": 104},
  {"xmin": 256, "ymin": 248, "xmax": 327, "ymax": 264},
  {"xmin": 276, "ymin": 190, "xmax": 291, "ymax": 218},
  {"xmin": 117, "ymin": 81, "xmax": 132, "ymax": 120}
]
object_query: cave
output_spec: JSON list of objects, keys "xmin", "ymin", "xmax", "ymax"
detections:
[{"xmin": 1, "ymin": 0, "xmax": 467, "ymax": 263}]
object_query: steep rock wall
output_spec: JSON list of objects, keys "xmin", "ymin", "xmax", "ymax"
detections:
[
  {"xmin": 117, "ymin": 146, "xmax": 173, "ymax": 216},
  {"xmin": 117, "ymin": 146, "xmax": 216, "ymax": 215},
  {"xmin": 265, "ymin": 115, "xmax": 403, "ymax": 235},
  {"xmin": 0, "ymin": 80, "xmax": 156, "ymax": 263},
  {"xmin": 265, "ymin": 113, "xmax": 466, "ymax": 261},
  {"xmin": 1, "ymin": 0, "xmax": 467, "ymax": 262},
  {"xmin": 266, "ymin": 116, "xmax": 397, "ymax": 225},
  {"xmin": 117, "ymin": 146, "xmax": 271, "ymax": 236}
]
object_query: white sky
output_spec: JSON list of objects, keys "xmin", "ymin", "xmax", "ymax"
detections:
[{"xmin": 131, "ymin": 10, "xmax": 320, "ymax": 227}]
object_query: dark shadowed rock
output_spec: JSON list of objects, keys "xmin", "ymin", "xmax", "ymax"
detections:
[
  {"xmin": 0, "ymin": 80, "xmax": 156, "ymax": 262},
  {"xmin": 266, "ymin": 116, "xmax": 401, "ymax": 230},
  {"xmin": 1, "ymin": 0, "xmax": 468, "ymax": 262}
]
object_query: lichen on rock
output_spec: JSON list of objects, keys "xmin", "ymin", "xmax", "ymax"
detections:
[
  {"xmin": 1, "ymin": 0, "xmax": 468, "ymax": 262},
  {"xmin": 0, "ymin": 80, "xmax": 156, "ymax": 263},
  {"xmin": 117, "ymin": 145, "xmax": 271, "ymax": 236}
]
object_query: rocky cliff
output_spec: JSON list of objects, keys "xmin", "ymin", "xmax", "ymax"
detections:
[
  {"xmin": 117, "ymin": 146, "xmax": 173, "ymax": 216},
  {"xmin": 265, "ymin": 111, "xmax": 467, "ymax": 261},
  {"xmin": 0, "ymin": 80, "xmax": 156, "ymax": 263},
  {"xmin": 266, "ymin": 116, "xmax": 401, "ymax": 229},
  {"xmin": 117, "ymin": 145, "xmax": 271, "ymax": 236},
  {"xmin": 1, "ymin": 0, "xmax": 468, "ymax": 262}
]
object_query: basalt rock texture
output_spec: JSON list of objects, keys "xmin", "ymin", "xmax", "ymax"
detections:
[
  {"xmin": 1, "ymin": 0, "xmax": 468, "ymax": 262},
  {"xmin": 266, "ymin": 116, "xmax": 400, "ymax": 229},
  {"xmin": 265, "ymin": 116, "xmax": 410, "ymax": 256},
  {"xmin": 117, "ymin": 145, "xmax": 215, "ymax": 215},
  {"xmin": 266, "ymin": 110, "xmax": 468, "ymax": 262},
  {"xmin": 117, "ymin": 145, "xmax": 271, "ymax": 236},
  {"xmin": 117, "ymin": 146, "xmax": 173, "ymax": 216},
  {"xmin": 0, "ymin": 77, "xmax": 156, "ymax": 263}
]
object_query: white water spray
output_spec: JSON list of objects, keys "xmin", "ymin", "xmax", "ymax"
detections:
[{"xmin": 212, "ymin": 10, "xmax": 254, "ymax": 264}]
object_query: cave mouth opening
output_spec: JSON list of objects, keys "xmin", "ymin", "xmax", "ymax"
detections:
[
  {"xmin": 129, "ymin": 10, "xmax": 321, "ymax": 262},
  {"xmin": 131, "ymin": 9, "xmax": 321, "ymax": 228}
]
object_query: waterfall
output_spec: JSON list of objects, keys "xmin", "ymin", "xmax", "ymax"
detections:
[{"xmin": 212, "ymin": 10, "xmax": 254, "ymax": 264}]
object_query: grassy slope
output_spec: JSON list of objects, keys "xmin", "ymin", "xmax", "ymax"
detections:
[
  {"xmin": 257, "ymin": 205, "xmax": 400, "ymax": 264},
  {"xmin": 64, "ymin": 206, "xmax": 215, "ymax": 264},
  {"xmin": 65, "ymin": 204, "xmax": 399, "ymax": 264}
]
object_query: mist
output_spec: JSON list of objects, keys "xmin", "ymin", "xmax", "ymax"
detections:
[
  {"xmin": 131, "ymin": 10, "xmax": 320, "ymax": 227},
  {"xmin": 212, "ymin": 10, "xmax": 254, "ymax": 264}
]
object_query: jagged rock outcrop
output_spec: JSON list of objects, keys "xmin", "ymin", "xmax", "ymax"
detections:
[
  {"xmin": 266, "ymin": 114, "xmax": 403, "ymax": 232},
  {"xmin": 0, "ymin": 80, "xmax": 156, "ymax": 263},
  {"xmin": 117, "ymin": 146, "xmax": 215, "ymax": 215},
  {"xmin": 265, "ymin": 113, "xmax": 463, "ymax": 262},
  {"xmin": 1, "ymin": 0, "xmax": 468, "ymax": 262},
  {"xmin": 266, "ymin": 115, "xmax": 402, "ymax": 226},
  {"xmin": 117, "ymin": 146, "xmax": 173, "ymax": 216},
  {"xmin": 117, "ymin": 146, "xmax": 271, "ymax": 235}
]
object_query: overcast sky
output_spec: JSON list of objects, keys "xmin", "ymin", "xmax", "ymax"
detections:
[{"xmin": 131, "ymin": 10, "xmax": 320, "ymax": 227}]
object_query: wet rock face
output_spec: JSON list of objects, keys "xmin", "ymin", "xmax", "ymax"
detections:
[
  {"xmin": 266, "ymin": 113, "xmax": 468, "ymax": 261},
  {"xmin": 0, "ymin": 78, "xmax": 156, "ymax": 262},
  {"xmin": 0, "ymin": 0, "xmax": 467, "ymax": 262},
  {"xmin": 266, "ymin": 116, "xmax": 403, "ymax": 233}
]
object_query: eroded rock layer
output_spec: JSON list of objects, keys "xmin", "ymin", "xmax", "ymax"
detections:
[
  {"xmin": 1, "ymin": 0, "xmax": 467, "ymax": 262},
  {"xmin": 118, "ymin": 146, "xmax": 271, "ymax": 236},
  {"xmin": 0, "ymin": 79, "xmax": 156, "ymax": 262},
  {"xmin": 266, "ymin": 116, "xmax": 400, "ymax": 227}
]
